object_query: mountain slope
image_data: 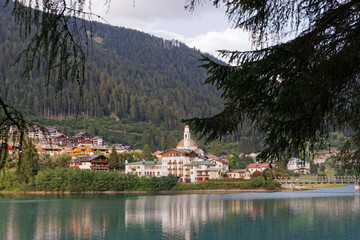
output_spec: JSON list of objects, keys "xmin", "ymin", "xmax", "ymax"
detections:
[{"xmin": 0, "ymin": 4, "xmax": 223, "ymax": 128}]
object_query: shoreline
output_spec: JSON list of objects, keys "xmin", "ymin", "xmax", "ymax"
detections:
[
  {"xmin": 0, "ymin": 184, "xmax": 350, "ymax": 195},
  {"xmin": 0, "ymin": 188, "xmax": 280, "ymax": 195}
]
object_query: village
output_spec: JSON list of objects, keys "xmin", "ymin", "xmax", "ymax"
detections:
[{"xmin": 6, "ymin": 125, "xmax": 337, "ymax": 184}]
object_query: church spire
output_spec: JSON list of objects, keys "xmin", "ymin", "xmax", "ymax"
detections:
[{"xmin": 184, "ymin": 125, "xmax": 190, "ymax": 148}]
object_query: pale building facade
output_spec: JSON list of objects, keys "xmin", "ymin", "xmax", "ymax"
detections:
[
  {"xmin": 184, "ymin": 161, "xmax": 216, "ymax": 183},
  {"xmin": 227, "ymin": 170, "xmax": 251, "ymax": 179},
  {"xmin": 161, "ymin": 148, "xmax": 198, "ymax": 182},
  {"xmin": 125, "ymin": 161, "xmax": 162, "ymax": 177},
  {"xmin": 287, "ymin": 158, "xmax": 310, "ymax": 174},
  {"xmin": 247, "ymin": 163, "xmax": 270, "ymax": 174}
]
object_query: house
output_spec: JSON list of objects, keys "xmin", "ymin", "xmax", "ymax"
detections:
[
  {"xmin": 206, "ymin": 155, "xmax": 229, "ymax": 173},
  {"xmin": 70, "ymin": 145, "xmax": 109, "ymax": 156},
  {"xmin": 113, "ymin": 144, "xmax": 133, "ymax": 153},
  {"xmin": 69, "ymin": 154, "xmax": 109, "ymax": 171},
  {"xmin": 74, "ymin": 132, "xmax": 91, "ymax": 140},
  {"xmin": 86, "ymin": 145, "xmax": 110, "ymax": 155},
  {"xmin": 60, "ymin": 137, "xmax": 79, "ymax": 147},
  {"xmin": 35, "ymin": 142, "xmax": 63, "ymax": 156},
  {"xmin": 208, "ymin": 167, "xmax": 222, "ymax": 180},
  {"xmin": 51, "ymin": 135, "xmax": 67, "ymax": 146},
  {"xmin": 314, "ymin": 157, "xmax": 327, "ymax": 164},
  {"xmin": 91, "ymin": 136, "xmax": 106, "ymax": 146},
  {"xmin": 28, "ymin": 126, "xmax": 45, "ymax": 140},
  {"xmin": 153, "ymin": 151, "xmax": 163, "ymax": 161},
  {"xmin": 70, "ymin": 146, "xmax": 88, "ymax": 156},
  {"xmin": 247, "ymin": 163, "xmax": 271, "ymax": 174},
  {"xmin": 183, "ymin": 161, "xmax": 215, "ymax": 183},
  {"xmin": 46, "ymin": 127, "xmax": 64, "ymax": 138},
  {"xmin": 287, "ymin": 157, "xmax": 310, "ymax": 174},
  {"xmin": 227, "ymin": 170, "xmax": 251, "ymax": 179},
  {"xmin": 161, "ymin": 148, "xmax": 199, "ymax": 181},
  {"xmin": 160, "ymin": 125, "xmax": 210, "ymax": 183},
  {"xmin": 244, "ymin": 152, "xmax": 260, "ymax": 159},
  {"xmin": 194, "ymin": 148, "xmax": 205, "ymax": 157},
  {"xmin": 125, "ymin": 161, "xmax": 162, "ymax": 177}
]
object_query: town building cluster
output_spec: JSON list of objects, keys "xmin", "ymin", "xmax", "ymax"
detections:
[
  {"xmin": 125, "ymin": 125, "xmax": 231, "ymax": 183},
  {"xmin": 5, "ymin": 124, "xmax": 332, "ymax": 183}
]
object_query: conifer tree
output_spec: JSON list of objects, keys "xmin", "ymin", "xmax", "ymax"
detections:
[
  {"xmin": 109, "ymin": 146, "xmax": 119, "ymax": 170},
  {"xmin": 184, "ymin": 0, "xmax": 360, "ymax": 161},
  {"xmin": 142, "ymin": 144, "xmax": 153, "ymax": 161},
  {"xmin": 17, "ymin": 140, "xmax": 39, "ymax": 183}
]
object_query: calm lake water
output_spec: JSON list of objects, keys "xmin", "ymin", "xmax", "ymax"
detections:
[{"xmin": 1, "ymin": 185, "xmax": 360, "ymax": 240}]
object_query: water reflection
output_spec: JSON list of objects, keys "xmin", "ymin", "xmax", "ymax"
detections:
[{"xmin": 0, "ymin": 186, "xmax": 360, "ymax": 240}]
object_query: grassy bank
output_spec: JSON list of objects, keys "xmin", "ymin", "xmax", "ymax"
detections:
[{"xmin": 299, "ymin": 183, "xmax": 349, "ymax": 190}]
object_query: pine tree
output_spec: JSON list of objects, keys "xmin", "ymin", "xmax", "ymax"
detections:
[
  {"xmin": 17, "ymin": 140, "xmax": 39, "ymax": 183},
  {"xmin": 142, "ymin": 144, "xmax": 153, "ymax": 161},
  {"xmin": 108, "ymin": 146, "xmax": 119, "ymax": 170}
]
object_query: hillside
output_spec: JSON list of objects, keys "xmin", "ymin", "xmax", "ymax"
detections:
[
  {"xmin": 0, "ymin": 4, "xmax": 221, "ymax": 122},
  {"xmin": 0, "ymin": 2, "xmax": 265, "ymax": 153}
]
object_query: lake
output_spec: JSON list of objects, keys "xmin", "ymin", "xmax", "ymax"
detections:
[{"xmin": 0, "ymin": 185, "xmax": 359, "ymax": 240}]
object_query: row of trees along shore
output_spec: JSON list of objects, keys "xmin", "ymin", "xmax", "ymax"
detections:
[{"xmin": 0, "ymin": 167, "xmax": 280, "ymax": 192}]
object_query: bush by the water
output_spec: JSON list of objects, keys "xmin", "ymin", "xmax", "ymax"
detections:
[
  {"xmin": 251, "ymin": 177, "xmax": 266, "ymax": 188},
  {"xmin": 265, "ymin": 179, "xmax": 280, "ymax": 190}
]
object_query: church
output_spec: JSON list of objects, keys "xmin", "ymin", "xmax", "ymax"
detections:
[{"xmin": 161, "ymin": 125, "xmax": 213, "ymax": 183}]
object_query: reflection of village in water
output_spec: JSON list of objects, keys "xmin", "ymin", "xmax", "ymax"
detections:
[
  {"xmin": 1, "ymin": 192, "xmax": 360, "ymax": 239},
  {"xmin": 124, "ymin": 193, "xmax": 360, "ymax": 239}
]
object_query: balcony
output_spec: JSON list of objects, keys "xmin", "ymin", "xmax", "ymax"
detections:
[
  {"xmin": 197, "ymin": 174, "xmax": 209, "ymax": 177},
  {"xmin": 91, "ymin": 166, "xmax": 109, "ymax": 170}
]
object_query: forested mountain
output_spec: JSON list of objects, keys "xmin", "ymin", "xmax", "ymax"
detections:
[
  {"xmin": 0, "ymin": 4, "xmax": 222, "ymax": 126},
  {"xmin": 0, "ymin": 2, "xmax": 263, "ymax": 153}
]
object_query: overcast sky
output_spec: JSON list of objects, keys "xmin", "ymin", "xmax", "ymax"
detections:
[{"xmin": 90, "ymin": 0, "xmax": 253, "ymax": 60}]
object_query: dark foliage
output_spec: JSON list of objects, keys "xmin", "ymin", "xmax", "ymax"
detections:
[{"xmin": 184, "ymin": 0, "xmax": 360, "ymax": 162}]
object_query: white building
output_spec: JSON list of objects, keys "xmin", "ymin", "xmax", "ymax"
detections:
[
  {"xmin": 176, "ymin": 125, "xmax": 198, "ymax": 151},
  {"xmin": 161, "ymin": 148, "xmax": 199, "ymax": 182},
  {"xmin": 314, "ymin": 157, "xmax": 327, "ymax": 164},
  {"xmin": 206, "ymin": 155, "xmax": 229, "ymax": 173},
  {"xmin": 47, "ymin": 127, "xmax": 64, "ymax": 138},
  {"xmin": 125, "ymin": 125, "xmax": 223, "ymax": 183},
  {"xmin": 227, "ymin": 170, "xmax": 251, "ymax": 180},
  {"xmin": 183, "ymin": 161, "xmax": 215, "ymax": 183},
  {"xmin": 91, "ymin": 136, "xmax": 106, "ymax": 146},
  {"xmin": 247, "ymin": 163, "xmax": 270, "ymax": 174},
  {"xmin": 69, "ymin": 155, "xmax": 109, "ymax": 171},
  {"xmin": 287, "ymin": 157, "xmax": 310, "ymax": 174},
  {"xmin": 125, "ymin": 161, "xmax": 162, "ymax": 177}
]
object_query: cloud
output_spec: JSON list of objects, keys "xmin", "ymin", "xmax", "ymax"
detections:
[
  {"xmin": 91, "ymin": 0, "xmax": 229, "ymax": 37},
  {"xmin": 89, "ymin": 1, "xmax": 253, "ymax": 62},
  {"xmin": 185, "ymin": 28, "xmax": 253, "ymax": 60}
]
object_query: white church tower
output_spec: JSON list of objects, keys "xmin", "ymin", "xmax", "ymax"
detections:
[
  {"xmin": 184, "ymin": 125, "xmax": 191, "ymax": 149},
  {"xmin": 176, "ymin": 125, "xmax": 198, "ymax": 151}
]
